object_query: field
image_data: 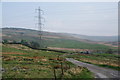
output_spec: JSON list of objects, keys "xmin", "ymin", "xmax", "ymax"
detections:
[
  {"xmin": 65, "ymin": 53, "xmax": 120, "ymax": 70},
  {"xmin": 1, "ymin": 28, "xmax": 119, "ymax": 78},
  {"xmin": 2, "ymin": 28, "xmax": 115, "ymax": 50},
  {"xmin": 2, "ymin": 44, "xmax": 93, "ymax": 78},
  {"xmin": 45, "ymin": 38, "xmax": 112, "ymax": 50}
]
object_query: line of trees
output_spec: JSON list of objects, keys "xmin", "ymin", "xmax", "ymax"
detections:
[
  {"xmin": 21, "ymin": 40, "xmax": 40, "ymax": 49},
  {"xmin": 2, "ymin": 39, "xmax": 45, "ymax": 49}
]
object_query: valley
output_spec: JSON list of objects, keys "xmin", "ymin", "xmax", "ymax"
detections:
[{"xmin": 1, "ymin": 28, "xmax": 119, "ymax": 79}]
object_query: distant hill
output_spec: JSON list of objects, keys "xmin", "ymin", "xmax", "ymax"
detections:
[
  {"xmin": 1, "ymin": 28, "xmax": 117, "ymax": 49},
  {"xmin": 70, "ymin": 34, "xmax": 118, "ymax": 42}
]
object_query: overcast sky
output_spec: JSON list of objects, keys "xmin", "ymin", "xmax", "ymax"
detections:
[{"xmin": 2, "ymin": 2, "xmax": 118, "ymax": 36}]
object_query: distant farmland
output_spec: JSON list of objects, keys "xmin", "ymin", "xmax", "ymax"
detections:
[{"xmin": 2, "ymin": 28, "xmax": 115, "ymax": 50}]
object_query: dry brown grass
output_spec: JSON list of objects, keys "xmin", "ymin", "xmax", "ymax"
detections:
[
  {"xmin": 79, "ymin": 58, "xmax": 120, "ymax": 67},
  {"xmin": 48, "ymin": 47, "xmax": 93, "ymax": 52},
  {"xmin": 65, "ymin": 66, "xmax": 83, "ymax": 75},
  {"xmin": 2, "ymin": 52, "xmax": 26, "ymax": 55},
  {"xmin": 5, "ymin": 44, "xmax": 32, "ymax": 51}
]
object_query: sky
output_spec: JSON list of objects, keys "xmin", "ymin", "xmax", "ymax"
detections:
[
  {"xmin": 1, "ymin": 0, "xmax": 119, "ymax": 2},
  {"xmin": 1, "ymin": 2, "xmax": 118, "ymax": 36}
]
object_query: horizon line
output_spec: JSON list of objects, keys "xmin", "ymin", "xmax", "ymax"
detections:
[{"xmin": 1, "ymin": 27, "xmax": 118, "ymax": 37}]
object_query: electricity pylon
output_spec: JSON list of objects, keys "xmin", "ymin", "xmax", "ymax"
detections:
[{"xmin": 36, "ymin": 7, "xmax": 44, "ymax": 49}]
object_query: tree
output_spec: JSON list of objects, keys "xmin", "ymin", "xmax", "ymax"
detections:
[
  {"xmin": 2, "ymin": 39, "xmax": 8, "ymax": 44},
  {"xmin": 21, "ymin": 40, "xmax": 29, "ymax": 46},
  {"xmin": 30, "ymin": 41, "xmax": 40, "ymax": 49},
  {"xmin": 12, "ymin": 40, "xmax": 17, "ymax": 44},
  {"xmin": 107, "ymin": 49, "xmax": 113, "ymax": 54},
  {"xmin": 20, "ymin": 40, "xmax": 40, "ymax": 49}
]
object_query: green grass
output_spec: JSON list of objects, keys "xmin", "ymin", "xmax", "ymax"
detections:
[
  {"xmin": 2, "ymin": 44, "xmax": 94, "ymax": 78},
  {"xmin": 76, "ymin": 68, "xmax": 93, "ymax": 78},
  {"xmin": 97, "ymin": 64, "xmax": 120, "ymax": 71},
  {"xmin": 78, "ymin": 60, "xmax": 120, "ymax": 71},
  {"xmin": 2, "ymin": 45, "xmax": 28, "ymax": 53},
  {"xmin": 45, "ymin": 38, "xmax": 112, "ymax": 49}
]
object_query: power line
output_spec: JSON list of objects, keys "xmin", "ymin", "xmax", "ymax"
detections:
[{"xmin": 35, "ymin": 6, "xmax": 44, "ymax": 49}]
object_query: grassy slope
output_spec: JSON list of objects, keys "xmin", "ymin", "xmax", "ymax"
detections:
[
  {"xmin": 46, "ymin": 38, "xmax": 111, "ymax": 49},
  {"xmin": 2, "ymin": 44, "xmax": 93, "ymax": 78},
  {"xmin": 2, "ymin": 28, "xmax": 114, "ymax": 50}
]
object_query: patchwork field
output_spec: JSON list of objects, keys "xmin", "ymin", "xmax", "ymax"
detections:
[
  {"xmin": 2, "ymin": 28, "xmax": 116, "ymax": 50},
  {"xmin": 2, "ymin": 44, "xmax": 93, "ymax": 78}
]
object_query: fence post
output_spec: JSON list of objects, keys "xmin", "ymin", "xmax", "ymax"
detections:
[
  {"xmin": 61, "ymin": 62, "xmax": 64, "ymax": 75},
  {"xmin": 53, "ymin": 68, "xmax": 57, "ymax": 80}
]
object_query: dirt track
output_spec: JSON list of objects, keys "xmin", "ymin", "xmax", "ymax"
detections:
[{"xmin": 66, "ymin": 58, "xmax": 119, "ymax": 78}]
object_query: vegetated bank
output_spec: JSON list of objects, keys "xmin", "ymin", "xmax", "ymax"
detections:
[
  {"xmin": 2, "ymin": 44, "xmax": 94, "ymax": 78},
  {"xmin": 65, "ymin": 53, "xmax": 120, "ymax": 71}
]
